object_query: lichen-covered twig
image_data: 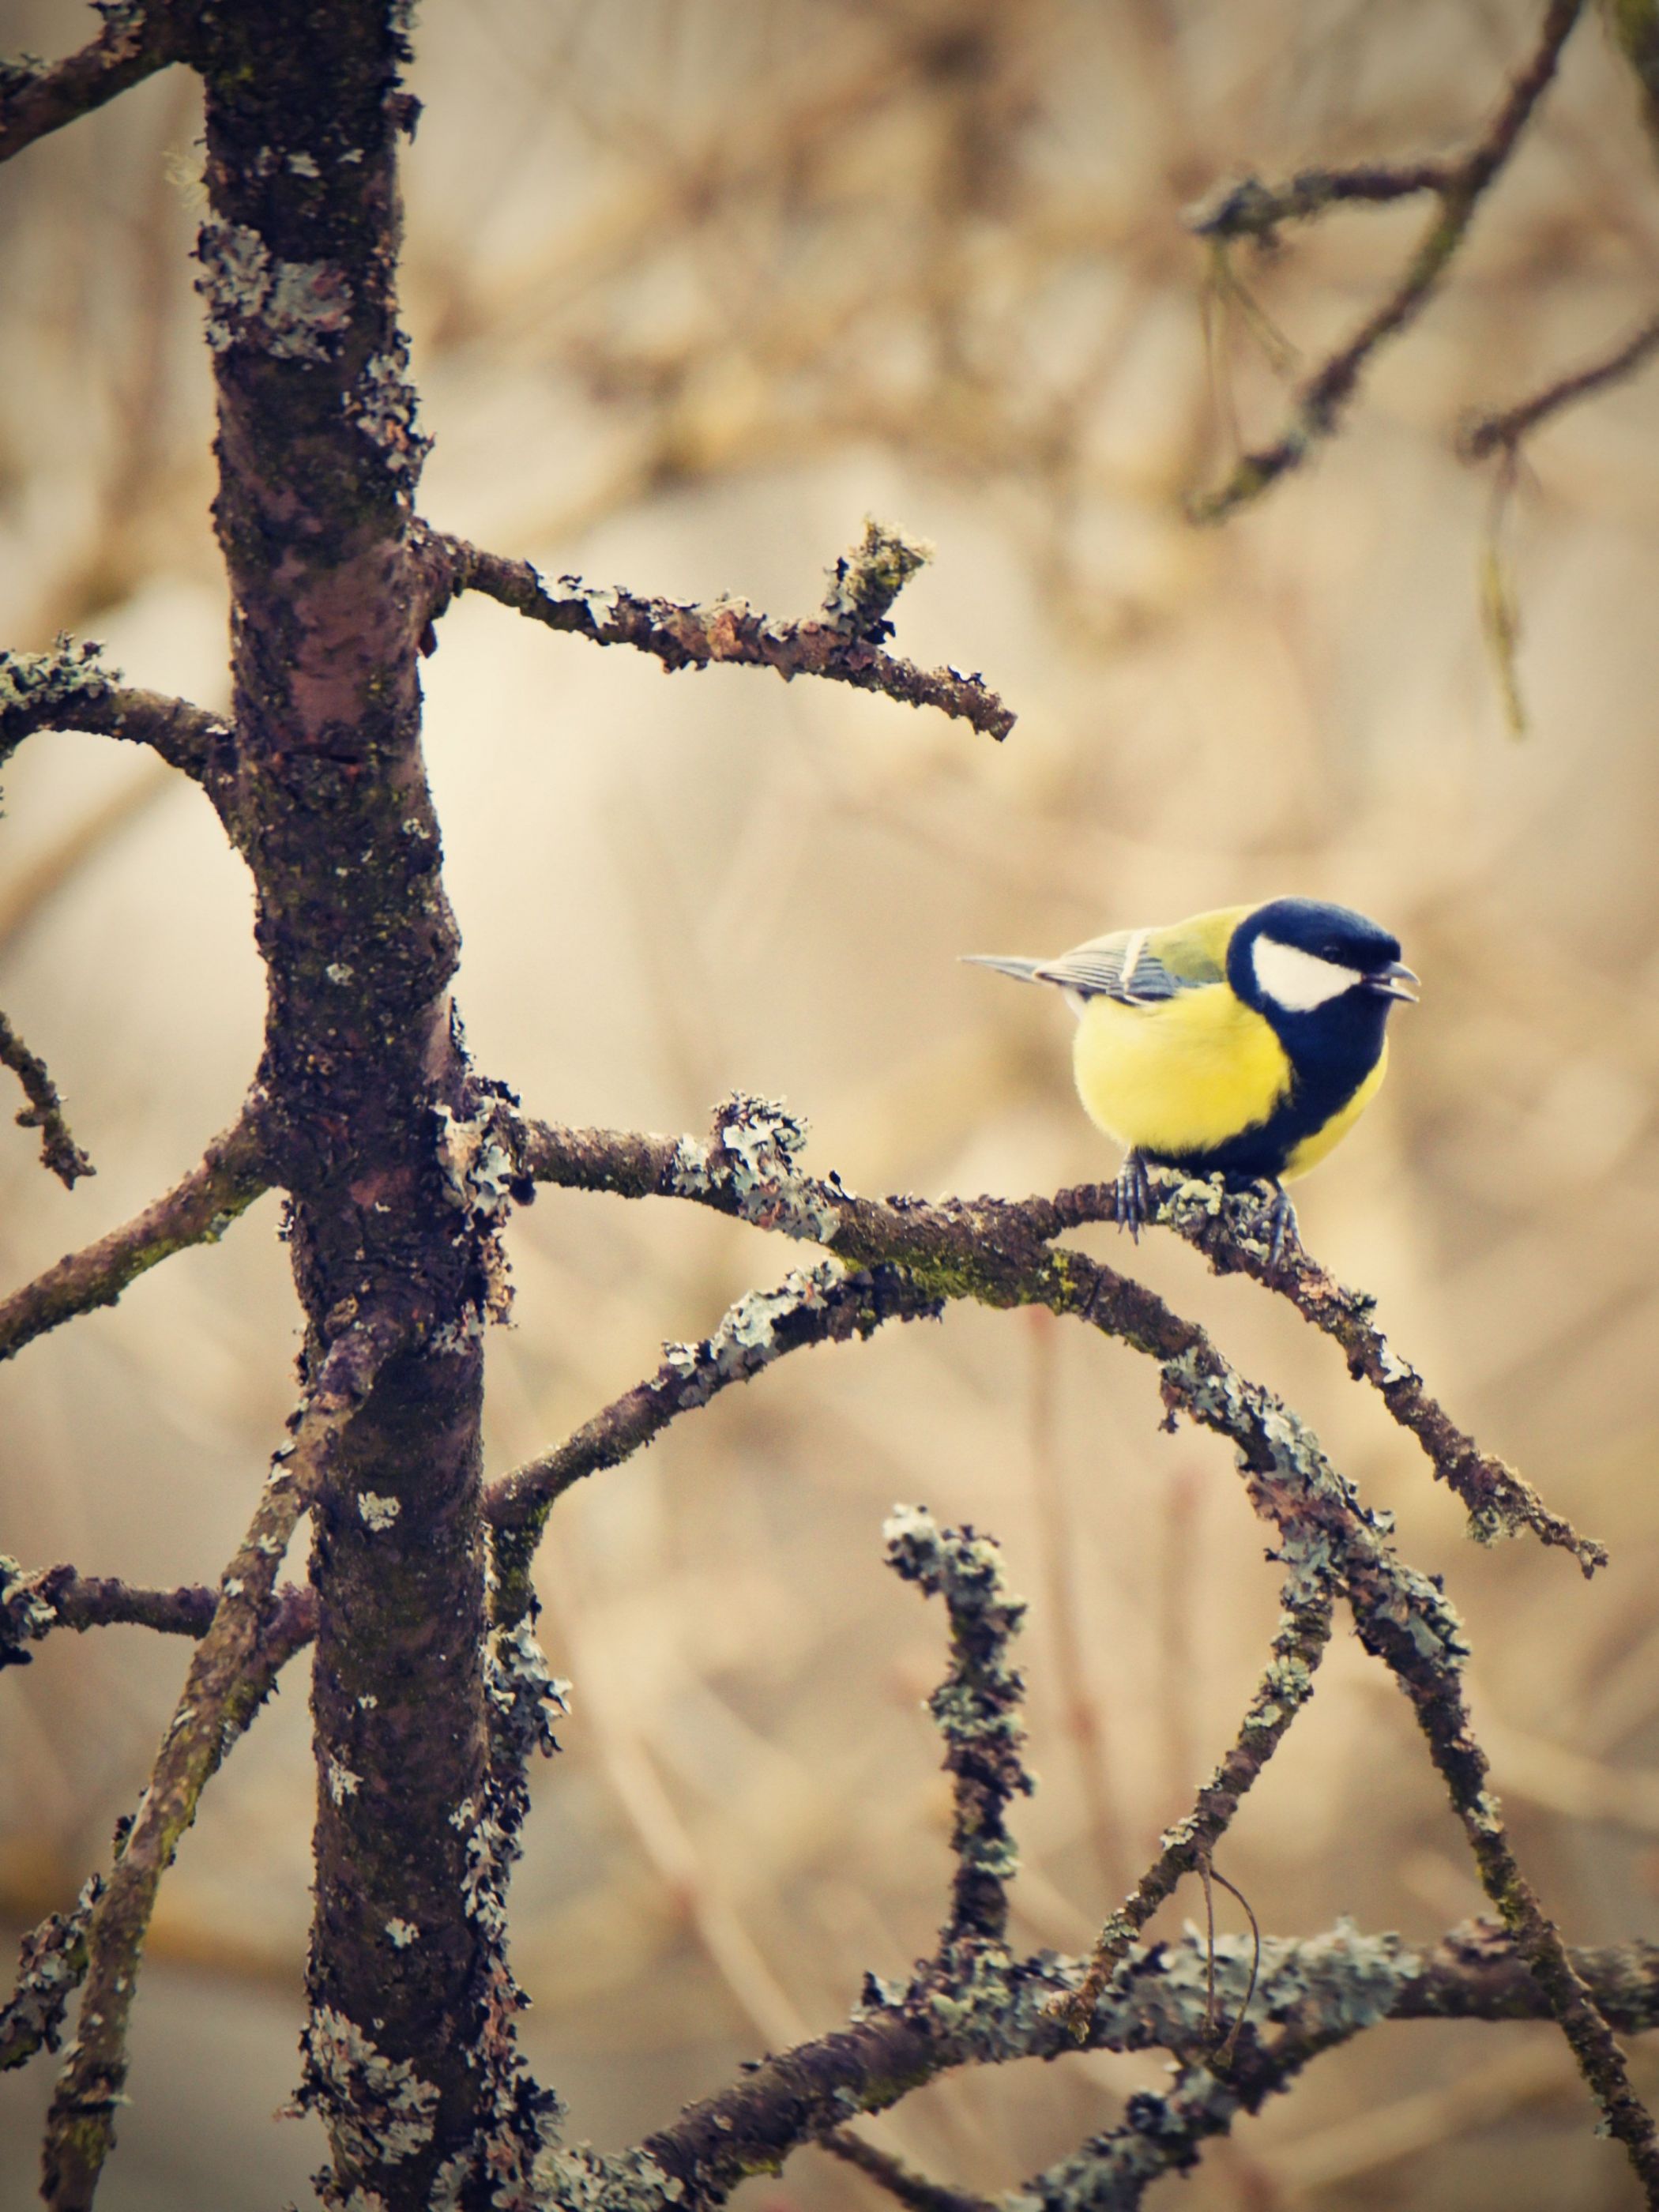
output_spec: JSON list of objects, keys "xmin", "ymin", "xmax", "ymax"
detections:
[
  {"xmin": 0, "ymin": 1010, "xmax": 92, "ymax": 1186},
  {"xmin": 0, "ymin": 3, "xmax": 183, "ymax": 167},
  {"xmin": 0, "ymin": 1553, "xmax": 315, "ymax": 1668},
  {"xmin": 0, "ymin": 1878, "xmax": 104, "ymax": 2074},
  {"xmin": 485, "ymin": 1258, "xmax": 942, "ymax": 1624},
  {"xmin": 1051, "ymin": 1168, "xmax": 1604, "ymax": 1573},
  {"xmin": 883, "ymin": 1507, "xmax": 1033, "ymax": 1947},
  {"xmin": 629, "ymin": 1921, "xmax": 1659, "ymax": 2212},
  {"xmin": 0, "ymin": 1105, "xmax": 269, "ymax": 1366},
  {"xmin": 419, "ymin": 525, "xmax": 1017, "ymax": 741},
  {"xmin": 41, "ymin": 1315, "xmax": 402, "ymax": 2212},
  {"xmin": 1063, "ymin": 1540, "xmax": 1334, "ymax": 2028},
  {"xmin": 1461, "ymin": 304, "xmax": 1659, "ymax": 463},
  {"xmin": 1188, "ymin": 0, "xmax": 1585, "ymax": 521},
  {"xmin": 0, "ymin": 638, "xmax": 229, "ymax": 780},
  {"xmin": 514, "ymin": 1097, "xmax": 1600, "ymax": 1572}
]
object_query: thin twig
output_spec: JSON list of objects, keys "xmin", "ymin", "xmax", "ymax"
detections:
[
  {"xmin": 1188, "ymin": 0, "xmax": 1586, "ymax": 521},
  {"xmin": 40, "ymin": 1315, "xmax": 403, "ymax": 2212},
  {"xmin": 0, "ymin": 3, "xmax": 183, "ymax": 167},
  {"xmin": 419, "ymin": 525, "xmax": 1017, "ymax": 741},
  {"xmin": 0, "ymin": 1010, "xmax": 92, "ymax": 1185},
  {"xmin": 1, "ymin": 1556, "xmax": 314, "ymax": 1668},
  {"xmin": 1462, "ymin": 304, "xmax": 1659, "ymax": 461},
  {"xmin": 817, "ymin": 2129, "xmax": 995, "ymax": 2212},
  {"xmin": 0, "ymin": 1105, "xmax": 269, "ymax": 1365}
]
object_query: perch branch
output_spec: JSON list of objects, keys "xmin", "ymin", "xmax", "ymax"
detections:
[
  {"xmin": 40, "ymin": 1314, "xmax": 402, "ymax": 2212},
  {"xmin": 0, "ymin": 1104, "xmax": 269, "ymax": 1366},
  {"xmin": 0, "ymin": 4, "xmax": 182, "ymax": 167},
  {"xmin": 0, "ymin": 1011, "xmax": 92, "ymax": 1186},
  {"xmin": 1188, "ymin": 0, "xmax": 1585, "ymax": 521},
  {"xmin": 0, "ymin": 640, "xmax": 228, "ymax": 780},
  {"xmin": 1461, "ymin": 304, "xmax": 1659, "ymax": 461},
  {"xmin": 513, "ymin": 1097, "xmax": 1601, "ymax": 1571},
  {"xmin": 1052, "ymin": 1167, "xmax": 1604, "ymax": 1572},
  {"xmin": 419, "ymin": 524, "xmax": 1017, "ymax": 741}
]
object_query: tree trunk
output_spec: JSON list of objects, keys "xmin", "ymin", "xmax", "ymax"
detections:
[{"xmin": 194, "ymin": 5, "xmax": 491, "ymax": 2198}]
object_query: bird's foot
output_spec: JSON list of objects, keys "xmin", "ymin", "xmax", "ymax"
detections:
[
  {"xmin": 1115, "ymin": 1150, "xmax": 1154, "ymax": 1240},
  {"xmin": 1261, "ymin": 1181, "xmax": 1300, "ymax": 1273}
]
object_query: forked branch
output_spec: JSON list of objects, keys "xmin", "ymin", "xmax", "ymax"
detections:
[
  {"xmin": 0, "ymin": 1010, "xmax": 92, "ymax": 1186},
  {"xmin": 1188, "ymin": 0, "xmax": 1585, "ymax": 520}
]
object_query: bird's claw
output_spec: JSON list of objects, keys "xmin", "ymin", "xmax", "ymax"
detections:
[
  {"xmin": 1262, "ymin": 1182, "xmax": 1299, "ymax": 1273},
  {"xmin": 1115, "ymin": 1150, "xmax": 1153, "ymax": 1240}
]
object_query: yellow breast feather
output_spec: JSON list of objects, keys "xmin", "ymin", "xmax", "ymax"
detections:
[
  {"xmin": 1281, "ymin": 1040, "xmax": 1388, "ymax": 1179},
  {"xmin": 1072, "ymin": 985, "xmax": 1291, "ymax": 1161}
]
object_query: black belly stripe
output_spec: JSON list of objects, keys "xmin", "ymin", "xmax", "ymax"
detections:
[{"xmin": 1147, "ymin": 994, "xmax": 1390, "ymax": 1181}]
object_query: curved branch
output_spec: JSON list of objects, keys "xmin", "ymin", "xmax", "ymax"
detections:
[
  {"xmin": 513, "ymin": 1097, "xmax": 1602, "ymax": 1571},
  {"xmin": 419, "ymin": 525, "xmax": 1017, "ymax": 742},
  {"xmin": 0, "ymin": 640, "xmax": 229, "ymax": 781},
  {"xmin": 42, "ymin": 1314, "xmax": 404, "ymax": 2212},
  {"xmin": 1189, "ymin": 0, "xmax": 1585, "ymax": 521},
  {"xmin": 0, "ymin": 1010, "xmax": 92, "ymax": 1186},
  {"xmin": 485, "ymin": 1259, "xmax": 942, "ymax": 1620},
  {"xmin": 1461, "ymin": 305, "xmax": 1659, "ymax": 462},
  {"xmin": 0, "ymin": 1104, "xmax": 269, "ymax": 1366},
  {"xmin": 0, "ymin": 4, "xmax": 183, "ymax": 167}
]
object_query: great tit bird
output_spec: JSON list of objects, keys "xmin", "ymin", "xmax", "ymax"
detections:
[{"xmin": 965, "ymin": 898, "xmax": 1418, "ymax": 1243}]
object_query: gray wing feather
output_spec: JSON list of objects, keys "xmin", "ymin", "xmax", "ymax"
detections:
[{"xmin": 964, "ymin": 931, "xmax": 1194, "ymax": 1006}]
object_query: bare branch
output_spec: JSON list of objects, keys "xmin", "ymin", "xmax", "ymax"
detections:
[
  {"xmin": 0, "ymin": 639, "xmax": 229, "ymax": 780},
  {"xmin": 0, "ymin": 1010, "xmax": 92, "ymax": 1186},
  {"xmin": 0, "ymin": 4, "xmax": 182, "ymax": 167},
  {"xmin": 0, "ymin": 1104, "xmax": 269, "ymax": 1366},
  {"xmin": 816, "ymin": 2131, "xmax": 993, "ymax": 2212},
  {"xmin": 41, "ymin": 1314, "xmax": 404, "ymax": 2212},
  {"xmin": 420, "ymin": 526, "xmax": 1018, "ymax": 742},
  {"xmin": 883, "ymin": 1507, "xmax": 1033, "ymax": 1948},
  {"xmin": 1189, "ymin": 0, "xmax": 1586, "ymax": 522},
  {"xmin": 1461, "ymin": 305, "xmax": 1659, "ymax": 462}
]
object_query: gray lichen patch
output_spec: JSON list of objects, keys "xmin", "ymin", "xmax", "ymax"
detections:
[
  {"xmin": 662, "ymin": 1262, "xmax": 846, "ymax": 1405},
  {"xmin": 344, "ymin": 336, "xmax": 431, "ymax": 485},
  {"xmin": 668, "ymin": 1093, "xmax": 841, "ymax": 1242},
  {"xmin": 299, "ymin": 2005, "xmax": 440, "ymax": 2168},
  {"xmin": 194, "ymin": 220, "xmax": 353, "ymax": 362}
]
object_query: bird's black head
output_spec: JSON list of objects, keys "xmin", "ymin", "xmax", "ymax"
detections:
[{"xmin": 1226, "ymin": 898, "xmax": 1419, "ymax": 1029}]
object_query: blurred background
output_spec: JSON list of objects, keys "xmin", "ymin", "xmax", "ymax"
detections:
[{"xmin": 3, "ymin": 1, "xmax": 1659, "ymax": 2204}]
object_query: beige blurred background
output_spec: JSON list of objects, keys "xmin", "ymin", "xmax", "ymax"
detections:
[{"xmin": 4, "ymin": 1, "xmax": 1659, "ymax": 2204}]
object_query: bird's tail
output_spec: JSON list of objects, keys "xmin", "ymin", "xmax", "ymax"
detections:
[{"xmin": 960, "ymin": 954, "xmax": 1048, "ymax": 984}]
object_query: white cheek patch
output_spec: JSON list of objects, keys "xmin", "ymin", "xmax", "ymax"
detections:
[{"xmin": 1252, "ymin": 935, "xmax": 1363, "ymax": 1012}]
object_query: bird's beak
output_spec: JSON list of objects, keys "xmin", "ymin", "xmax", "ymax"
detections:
[{"xmin": 1364, "ymin": 961, "xmax": 1420, "ymax": 1003}]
